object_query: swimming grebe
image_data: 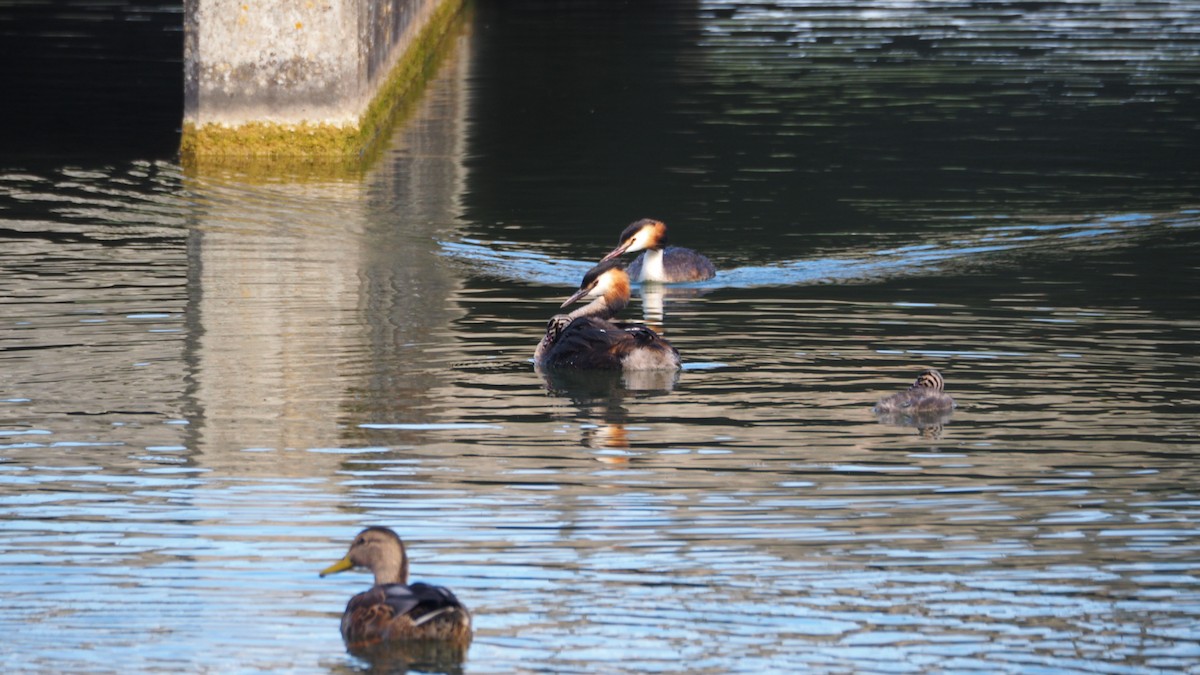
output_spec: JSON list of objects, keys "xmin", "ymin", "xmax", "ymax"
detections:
[
  {"xmin": 872, "ymin": 369, "xmax": 956, "ymax": 415},
  {"xmin": 535, "ymin": 259, "xmax": 681, "ymax": 371},
  {"xmin": 599, "ymin": 218, "xmax": 716, "ymax": 283},
  {"xmin": 320, "ymin": 527, "xmax": 472, "ymax": 650}
]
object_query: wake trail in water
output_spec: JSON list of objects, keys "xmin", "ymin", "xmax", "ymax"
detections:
[{"xmin": 441, "ymin": 209, "xmax": 1199, "ymax": 289}]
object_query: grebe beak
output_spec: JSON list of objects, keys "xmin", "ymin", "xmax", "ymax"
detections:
[
  {"xmin": 598, "ymin": 241, "xmax": 631, "ymax": 264},
  {"xmin": 561, "ymin": 285, "xmax": 593, "ymax": 308}
]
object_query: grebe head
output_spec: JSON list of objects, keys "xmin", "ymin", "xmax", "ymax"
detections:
[
  {"xmin": 912, "ymin": 369, "xmax": 945, "ymax": 391},
  {"xmin": 599, "ymin": 218, "xmax": 669, "ymax": 263},
  {"xmin": 561, "ymin": 258, "xmax": 631, "ymax": 309}
]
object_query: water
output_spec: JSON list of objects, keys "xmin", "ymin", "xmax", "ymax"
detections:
[{"xmin": 3, "ymin": 1, "xmax": 1200, "ymax": 672}]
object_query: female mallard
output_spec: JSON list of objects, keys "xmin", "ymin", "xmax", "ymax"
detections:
[
  {"xmin": 320, "ymin": 527, "xmax": 472, "ymax": 650},
  {"xmin": 873, "ymin": 369, "xmax": 956, "ymax": 414}
]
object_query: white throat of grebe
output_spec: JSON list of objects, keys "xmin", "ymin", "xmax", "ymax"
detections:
[{"xmin": 637, "ymin": 248, "xmax": 667, "ymax": 282}]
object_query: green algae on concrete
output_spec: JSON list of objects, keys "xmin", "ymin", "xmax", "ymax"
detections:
[{"xmin": 181, "ymin": 0, "xmax": 466, "ymax": 168}]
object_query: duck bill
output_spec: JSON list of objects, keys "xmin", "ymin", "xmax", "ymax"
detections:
[
  {"xmin": 598, "ymin": 242, "xmax": 630, "ymax": 264},
  {"xmin": 560, "ymin": 286, "xmax": 591, "ymax": 308},
  {"xmin": 319, "ymin": 555, "xmax": 354, "ymax": 577}
]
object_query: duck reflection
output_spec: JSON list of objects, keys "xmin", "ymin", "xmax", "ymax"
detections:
[{"xmin": 342, "ymin": 640, "xmax": 468, "ymax": 675}]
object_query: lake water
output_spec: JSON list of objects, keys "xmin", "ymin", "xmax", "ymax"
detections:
[{"xmin": 2, "ymin": 1, "xmax": 1199, "ymax": 672}]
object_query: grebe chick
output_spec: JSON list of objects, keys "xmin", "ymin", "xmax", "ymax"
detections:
[
  {"xmin": 320, "ymin": 527, "xmax": 472, "ymax": 650},
  {"xmin": 599, "ymin": 218, "xmax": 716, "ymax": 283},
  {"xmin": 533, "ymin": 313, "xmax": 573, "ymax": 366},
  {"xmin": 872, "ymin": 369, "xmax": 956, "ymax": 415},
  {"xmin": 536, "ymin": 259, "xmax": 681, "ymax": 371}
]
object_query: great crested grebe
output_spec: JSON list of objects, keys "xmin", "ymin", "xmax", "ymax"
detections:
[
  {"xmin": 534, "ymin": 259, "xmax": 681, "ymax": 371},
  {"xmin": 872, "ymin": 369, "xmax": 956, "ymax": 415},
  {"xmin": 320, "ymin": 527, "xmax": 472, "ymax": 650},
  {"xmin": 599, "ymin": 218, "xmax": 716, "ymax": 283}
]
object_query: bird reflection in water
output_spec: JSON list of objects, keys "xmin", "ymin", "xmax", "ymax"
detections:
[
  {"xmin": 537, "ymin": 366, "xmax": 679, "ymax": 397},
  {"xmin": 532, "ymin": 255, "xmax": 691, "ymax": 463},
  {"xmin": 343, "ymin": 639, "xmax": 469, "ymax": 675},
  {"xmin": 634, "ymin": 281, "xmax": 712, "ymax": 330},
  {"xmin": 536, "ymin": 367, "xmax": 678, "ymax": 464}
]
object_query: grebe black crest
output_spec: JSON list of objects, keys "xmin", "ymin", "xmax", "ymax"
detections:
[
  {"xmin": 534, "ymin": 259, "xmax": 681, "ymax": 371},
  {"xmin": 599, "ymin": 218, "xmax": 716, "ymax": 283},
  {"xmin": 872, "ymin": 369, "xmax": 956, "ymax": 415}
]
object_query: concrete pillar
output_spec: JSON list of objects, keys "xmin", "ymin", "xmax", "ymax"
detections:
[{"xmin": 181, "ymin": 0, "xmax": 463, "ymax": 159}]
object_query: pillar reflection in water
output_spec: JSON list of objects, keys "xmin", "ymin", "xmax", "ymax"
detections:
[{"xmin": 183, "ymin": 28, "xmax": 473, "ymax": 466}]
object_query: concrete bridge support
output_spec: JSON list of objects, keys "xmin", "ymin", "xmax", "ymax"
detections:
[{"xmin": 181, "ymin": 0, "xmax": 463, "ymax": 160}]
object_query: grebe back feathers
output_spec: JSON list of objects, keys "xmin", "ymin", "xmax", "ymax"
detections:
[{"xmin": 535, "ymin": 259, "xmax": 681, "ymax": 371}]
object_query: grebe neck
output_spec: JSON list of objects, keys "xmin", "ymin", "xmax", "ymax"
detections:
[
  {"xmin": 638, "ymin": 248, "xmax": 666, "ymax": 282},
  {"xmin": 567, "ymin": 292, "xmax": 628, "ymax": 321},
  {"xmin": 568, "ymin": 293, "xmax": 628, "ymax": 319}
]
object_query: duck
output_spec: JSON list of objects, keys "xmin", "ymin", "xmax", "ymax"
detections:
[
  {"xmin": 872, "ymin": 369, "xmax": 956, "ymax": 415},
  {"xmin": 535, "ymin": 259, "xmax": 681, "ymax": 370},
  {"xmin": 599, "ymin": 218, "xmax": 716, "ymax": 283},
  {"xmin": 320, "ymin": 527, "xmax": 472, "ymax": 650}
]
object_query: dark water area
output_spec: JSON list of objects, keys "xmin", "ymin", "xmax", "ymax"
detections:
[
  {"xmin": 2, "ymin": 1, "xmax": 1200, "ymax": 672},
  {"xmin": 465, "ymin": 1, "xmax": 1200, "ymax": 255},
  {"xmin": 0, "ymin": 0, "xmax": 183, "ymax": 161}
]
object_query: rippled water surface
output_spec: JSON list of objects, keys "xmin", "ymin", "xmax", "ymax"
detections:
[{"xmin": 3, "ymin": 1, "xmax": 1200, "ymax": 672}]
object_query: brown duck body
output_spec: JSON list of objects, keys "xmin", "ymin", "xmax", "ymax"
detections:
[
  {"xmin": 339, "ymin": 581, "xmax": 471, "ymax": 648},
  {"xmin": 321, "ymin": 526, "xmax": 472, "ymax": 651},
  {"xmin": 535, "ymin": 259, "xmax": 681, "ymax": 371}
]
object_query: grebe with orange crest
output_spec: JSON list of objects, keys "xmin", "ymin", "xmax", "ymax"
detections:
[
  {"xmin": 535, "ymin": 259, "xmax": 681, "ymax": 371},
  {"xmin": 599, "ymin": 218, "xmax": 716, "ymax": 283}
]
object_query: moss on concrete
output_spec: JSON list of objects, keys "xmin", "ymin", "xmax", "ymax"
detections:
[{"xmin": 181, "ymin": 0, "xmax": 467, "ymax": 173}]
